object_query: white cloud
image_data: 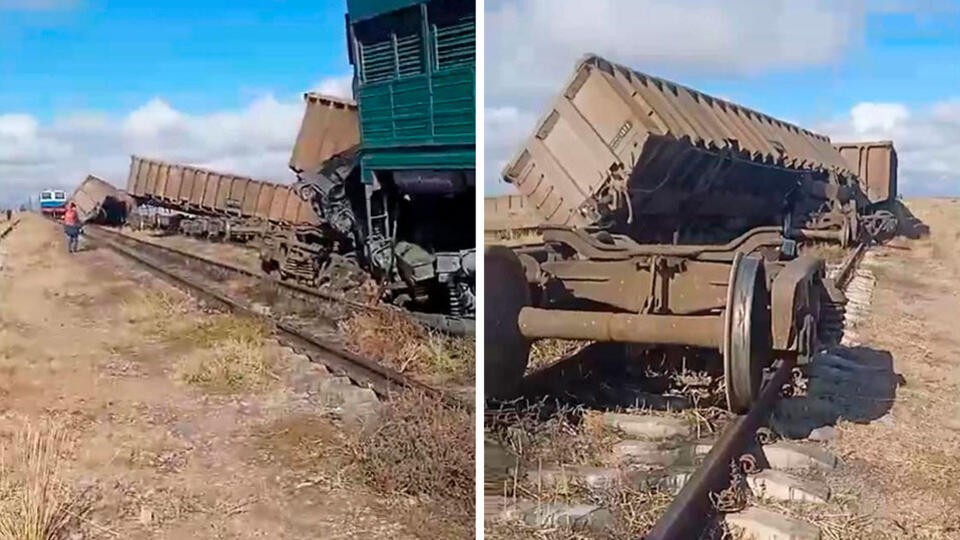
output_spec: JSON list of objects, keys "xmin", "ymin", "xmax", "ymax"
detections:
[
  {"xmin": 0, "ymin": 92, "xmax": 313, "ymax": 207},
  {"xmin": 122, "ymin": 98, "xmax": 183, "ymax": 139},
  {"xmin": 485, "ymin": 106, "xmax": 536, "ymax": 195},
  {"xmin": 312, "ymin": 74, "xmax": 354, "ymax": 100},
  {"xmin": 0, "ymin": 113, "xmax": 71, "ymax": 168},
  {"xmin": 483, "ymin": 0, "xmax": 870, "ymax": 191},
  {"xmin": 821, "ymin": 100, "xmax": 960, "ymax": 196},
  {"xmin": 486, "ymin": 0, "xmax": 863, "ymax": 99},
  {"xmin": 0, "ymin": 114, "xmax": 37, "ymax": 138},
  {"xmin": 849, "ymin": 102, "xmax": 910, "ymax": 134}
]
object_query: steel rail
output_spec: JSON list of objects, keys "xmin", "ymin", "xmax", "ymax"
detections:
[
  {"xmin": 643, "ymin": 356, "xmax": 795, "ymax": 539},
  {"xmin": 644, "ymin": 241, "xmax": 870, "ymax": 538},
  {"xmin": 86, "ymin": 228, "xmax": 463, "ymax": 408},
  {"xmin": 89, "ymin": 225, "xmax": 474, "ymax": 336},
  {"xmin": 834, "ymin": 243, "xmax": 867, "ymax": 290},
  {"xmin": 0, "ymin": 219, "xmax": 21, "ymax": 241}
]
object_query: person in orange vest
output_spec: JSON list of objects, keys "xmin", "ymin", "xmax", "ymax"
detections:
[{"xmin": 63, "ymin": 202, "xmax": 81, "ymax": 253}]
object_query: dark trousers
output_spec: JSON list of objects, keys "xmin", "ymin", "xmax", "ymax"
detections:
[{"xmin": 64, "ymin": 225, "xmax": 80, "ymax": 253}]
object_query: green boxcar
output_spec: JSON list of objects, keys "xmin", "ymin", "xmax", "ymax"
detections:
[{"xmin": 346, "ymin": 0, "xmax": 475, "ymax": 181}]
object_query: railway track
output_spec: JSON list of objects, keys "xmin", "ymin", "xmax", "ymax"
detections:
[
  {"xmin": 649, "ymin": 243, "xmax": 871, "ymax": 538},
  {"xmin": 0, "ymin": 218, "xmax": 20, "ymax": 242},
  {"xmin": 486, "ymin": 243, "xmax": 872, "ymax": 539},
  {"xmin": 92, "ymin": 225, "xmax": 473, "ymax": 336},
  {"xmin": 81, "ymin": 224, "xmax": 464, "ymax": 408}
]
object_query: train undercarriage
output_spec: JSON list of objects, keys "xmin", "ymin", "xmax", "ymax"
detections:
[
  {"xmin": 485, "ymin": 222, "xmax": 844, "ymax": 412},
  {"xmin": 284, "ymin": 150, "xmax": 477, "ymax": 319}
]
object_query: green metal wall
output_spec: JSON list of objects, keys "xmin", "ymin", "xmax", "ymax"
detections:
[{"xmin": 348, "ymin": 0, "xmax": 475, "ymax": 179}]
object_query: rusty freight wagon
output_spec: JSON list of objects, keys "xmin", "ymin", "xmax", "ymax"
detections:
[
  {"xmin": 486, "ymin": 55, "xmax": 897, "ymax": 411},
  {"xmin": 126, "ymin": 156, "xmax": 321, "ymax": 240},
  {"xmin": 484, "ymin": 193, "xmax": 541, "ymax": 244},
  {"xmin": 70, "ymin": 175, "xmax": 136, "ymax": 226},
  {"xmin": 835, "ymin": 140, "xmax": 898, "ymax": 206},
  {"xmin": 288, "ymin": 93, "xmax": 361, "ymax": 175}
]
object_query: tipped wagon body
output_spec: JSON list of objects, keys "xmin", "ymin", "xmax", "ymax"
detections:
[
  {"xmin": 70, "ymin": 175, "xmax": 136, "ymax": 225},
  {"xmin": 288, "ymin": 93, "xmax": 361, "ymax": 175},
  {"xmin": 501, "ymin": 54, "xmax": 895, "ymax": 246},
  {"xmin": 486, "ymin": 55, "xmax": 899, "ymax": 413},
  {"xmin": 126, "ymin": 156, "xmax": 320, "ymax": 226}
]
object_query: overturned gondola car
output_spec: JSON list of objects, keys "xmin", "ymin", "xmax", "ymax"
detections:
[
  {"xmin": 125, "ymin": 155, "xmax": 323, "ymax": 243},
  {"xmin": 486, "ymin": 55, "xmax": 897, "ymax": 412},
  {"xmin": 70, "ymin": 175, "xmax": 136, "ymax": 226}
]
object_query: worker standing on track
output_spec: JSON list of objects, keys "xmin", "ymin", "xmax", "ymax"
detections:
[{"xmin": 63, "ymin": 202, "xmax": 81, "ymax": 253}]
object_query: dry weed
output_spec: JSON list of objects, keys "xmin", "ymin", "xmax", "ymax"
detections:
[
  {"xmin": 486, "ymin": 402, "xmax": 617, "ymax": 473},
  {"xmin": 119, "ymin": 290, "xmax": 191, "ymax": 338},
  {"xmin": 0, "ymin": 424, "xmax": 84, "ymax": 540},
  {"xmin": 527, "ymin": 339, "xmax": 591, "ymax": 373},
  {"xmin": 748, "ymin": 486, "xmax": 921, "ymax": 540},
  {"xmin": 176, "ymin": 315, "xmax": 276, "ymax": 392},
  {"xmin": 182, "ymin": 315, "xmax": 268, "ymax": 348},
  {"xmin": 339, "ymin": 310, "xmax": 474, "ymax": 385},
  {"xmin": 348, "ymin": 391, "xmax": 474, "ymax": 521},
  {"xmin": 485, "ymin": 402, "xmax": 686, "ymax": 538},
  {"xmin": 250, "ymin": 399, "xmax": 475, "ymax": 538}
]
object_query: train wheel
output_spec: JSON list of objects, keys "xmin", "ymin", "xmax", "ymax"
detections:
[
  {"xmin": 723, "ymin": 253, "xmax": 772, "ymax": 414},
  {"xmin": 485, "ymin": 246, "xmax": 532, "ymax": 401}
]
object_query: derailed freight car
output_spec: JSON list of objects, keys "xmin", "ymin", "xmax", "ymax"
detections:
[
  {"xmin": 486, "ymin": 55, "xmax": 897, "ymax": 412},
  {"xmin": 288, "ymin": 93, "xmax": 361, "ymax": 175},
  {"xmin": 70, "ymin": 175, "xmax": 136, "ymax": 225},
  {"xmin": 126, "ymin": 156, "xmax": 321, "ymax": 240},
  {"xmin": 485, "ymin": 194, "xmax": 539, "ymax": 233},
  {"xmin": 484, "ymin": 194, "xmax": 541, "ymax": 245}
]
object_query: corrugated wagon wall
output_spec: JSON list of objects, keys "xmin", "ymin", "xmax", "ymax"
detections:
[{"xmin": 126, "ymin": 156, "xmax": 321, "ymax": 226}]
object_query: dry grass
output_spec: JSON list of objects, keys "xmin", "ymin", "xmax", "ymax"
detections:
[
  {"xmin": 486, "ymin": 400, "xmax": 720, "ymax": 538},
  {"xmin": 802, "ymin": 243, "xmax": 848, "ymax": 264},
  {"xmin": 0, "ymin": 424, "xmax": 84, "ymax": 540},
  {"xmin": 485, "ymin": 404, "xmax": 674, "ymax": 539},
  {"xmin": 527, "ymin": 339, "xmax": 591, "ymax": 373},
  {"xmin": 176, "ymin": 315, "xmax": 277, "ymax": 392},
  {"xmin": 248, "ymin": 414, "xmax": 354, "ymax": 490},
  {"xmin": 349, "ymin": 391, "xmax": 474, "ymax": 517},
  {"xmin": 119, "ymin": 289, "xmax": 191, "ymax": 338},
  {"xmin": 794, "ymin": 199, "xmax": 960, "ymax": 538},
  {"xmin": 909, "ymin": 199, "xmax": 960, "ymax": 277},
  {"xmin": 339, "ymin": 309, "xmax": 474, "ymax": 386},
  {"xmin": 181, "ymin": 314, "xmax": 268, "ymax": 348},
  {"xmin": 741, "ymin": 483, "xmax": 949, "ymax": 540},
  {"xmin": 487, "ymin": 404, "xmax": 617, "ymax": 471},
  {"xmin": 252, "ymin": 390, "xmax": 475, "ymax": 537},
  {"xmin": 487, "ymin": 480, "xmax": 675, "ymax": 539}
]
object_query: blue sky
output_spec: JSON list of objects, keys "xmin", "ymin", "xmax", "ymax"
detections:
[
  {"xmin": 485, "ymin": 0, "xmax": 960, "ymax": 197},
  {"xmin": 679, "ymin": 9, "xmax": 960, "ymax": 125},
  {"xmin": 0, "ymin": 0, "xmax": 355, "ymax": 206},
  {"xmin": 3, "ymin": 1, "xmax": 960, "ymax": 206},
  {"xmin": 0, "ymin": 0, "xmax": 350, "ymax": 119}
]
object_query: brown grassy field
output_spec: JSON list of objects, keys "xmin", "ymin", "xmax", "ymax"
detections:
[{"xmin": 0, "ymin": 214, "xmax": 474, "ymax": 539}]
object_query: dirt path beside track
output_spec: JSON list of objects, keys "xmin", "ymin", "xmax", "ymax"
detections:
[
  {"xmin": 802, "ymin": 198, "xmax": 960, "ymax": 538},
  {"xmin": 0, "ymin": 214, "xmax": 460, "ymax": 539}
]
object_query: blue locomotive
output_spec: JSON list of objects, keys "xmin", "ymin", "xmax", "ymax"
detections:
[{"xmin": 39, "ymin": 189, "xmax": 67, "ymax": 219}]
